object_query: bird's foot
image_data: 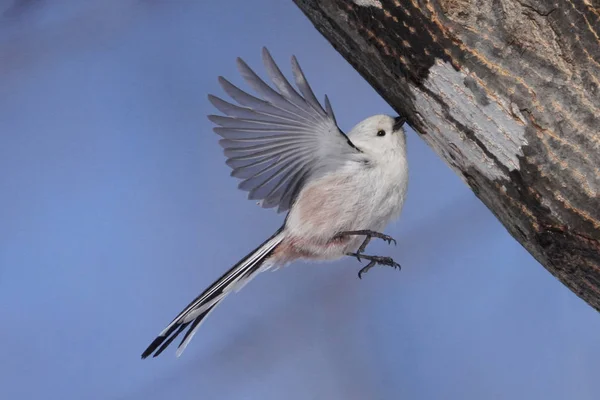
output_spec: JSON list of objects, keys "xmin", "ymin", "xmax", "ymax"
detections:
[
  {"xmin": 334, "ymin": 230, "xmax": 397, "ymax": 255},
  {"xmin": 346, "ymin": 252, "xmax": 402, "ymax": 279}
]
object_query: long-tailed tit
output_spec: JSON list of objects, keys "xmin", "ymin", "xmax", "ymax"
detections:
[{"xmin": 141, "ymin": 48, "xmax": 409, "ymax": 359}]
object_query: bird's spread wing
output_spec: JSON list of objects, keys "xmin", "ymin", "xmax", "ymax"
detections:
[{"xmin": 208, "ymin": 47, "xmax": 361, "ymax": 213}]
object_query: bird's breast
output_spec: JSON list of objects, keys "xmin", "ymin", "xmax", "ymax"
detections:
[{"xmin": 284, "ymin": 156, "xmax": 408, "ymax": 243}]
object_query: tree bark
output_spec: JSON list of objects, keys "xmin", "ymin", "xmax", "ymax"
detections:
[{"xmin": 293, "ymin": 0, "xmax": 600, "ymax": 311}]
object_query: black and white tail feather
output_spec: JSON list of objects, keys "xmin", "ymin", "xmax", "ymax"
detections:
[{"xmin": 141, "ymin": 228, "xmax": 284, "ymax": 359}]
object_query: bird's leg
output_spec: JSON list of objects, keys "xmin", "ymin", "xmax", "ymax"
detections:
[
  {"xmin": 357, "ymin": 236, "xmax": 372, "ymax": 255},
  {"xmin": 334, "ymin": 230, "xmax": 400, "ymax": 278},
  {"xmin": 334, "ymin": 230, "xmax": 397, "ymax": 258},
  {"xmin": 346, "ymin": 252, "xmax": 401, "ymax": 279}
]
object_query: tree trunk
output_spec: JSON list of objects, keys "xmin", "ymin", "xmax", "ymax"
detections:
[{"xmin": 293, "ymin": 0, "xmax": 600, "ymax": 311}]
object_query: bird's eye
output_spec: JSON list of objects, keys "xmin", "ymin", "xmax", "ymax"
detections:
[{"xmin": 377, "ymin": 130, "xmax": 386, "ymax": 137}]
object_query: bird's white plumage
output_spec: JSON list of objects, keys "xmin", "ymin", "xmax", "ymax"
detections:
[{"xmin": 142, "ymin": 48, "xmax": 409, "ymax": 359}]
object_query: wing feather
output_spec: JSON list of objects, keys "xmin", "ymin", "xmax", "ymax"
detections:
[{"xmin": 208, "ymin": 47, "xmax": 361, "ymax": 212}]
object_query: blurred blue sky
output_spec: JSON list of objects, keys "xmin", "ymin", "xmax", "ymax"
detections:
[{"xmin": 1, "ymin": 1, "xmax": 599, "ymax": 399}]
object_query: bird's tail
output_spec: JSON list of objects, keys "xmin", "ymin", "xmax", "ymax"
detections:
[{"xmin": 141, "ymin": 227, "xmax": 285, "ymax": 359}]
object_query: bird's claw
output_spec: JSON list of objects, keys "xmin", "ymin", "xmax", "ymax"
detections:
[
  {"xmin": 335, "ymin": 230, "xmax": 397, "ymax": 256},
  {"xmin": 371, "ymin": 256, "xmax": 401, "ymax": 270},
  {"xmin": 349, "ymin": 253, "xmax": 402, "ymax": 279},
  {"xmin": 365, "ymin": 231, "xmax": 396, "ymax": 246},
  {"xmin": 358, "ymin": 261, "xmax": 375, "ymax": 279}
]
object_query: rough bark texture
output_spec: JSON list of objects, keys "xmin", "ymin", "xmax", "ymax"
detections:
[{"xmin": 294, "ymin": 0, "xmax": 600, "ymax": 311}]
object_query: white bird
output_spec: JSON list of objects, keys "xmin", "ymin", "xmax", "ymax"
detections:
[{"xmin": 141, "ymin": 47, "xmax": 409, "ymax": 359}]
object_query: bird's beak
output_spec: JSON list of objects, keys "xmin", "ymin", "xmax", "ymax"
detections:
[{"xmin": 393, "ymin": 116, "xmax": 407, "ymax": 131}]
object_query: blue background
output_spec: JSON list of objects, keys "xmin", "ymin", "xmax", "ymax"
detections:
[{"xmin": 1, "ymin": 1, "xmax": 599, "ymax": 399}]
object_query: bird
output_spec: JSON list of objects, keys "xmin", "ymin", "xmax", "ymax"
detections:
[{"xmin": 141, "ymin": 47, "xmax": 409, "ymax": 359}]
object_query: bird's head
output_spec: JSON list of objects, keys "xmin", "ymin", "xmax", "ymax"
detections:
[{"xmin": 348, "ymin": 114, "xmax": 407, "ymax": 155}]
